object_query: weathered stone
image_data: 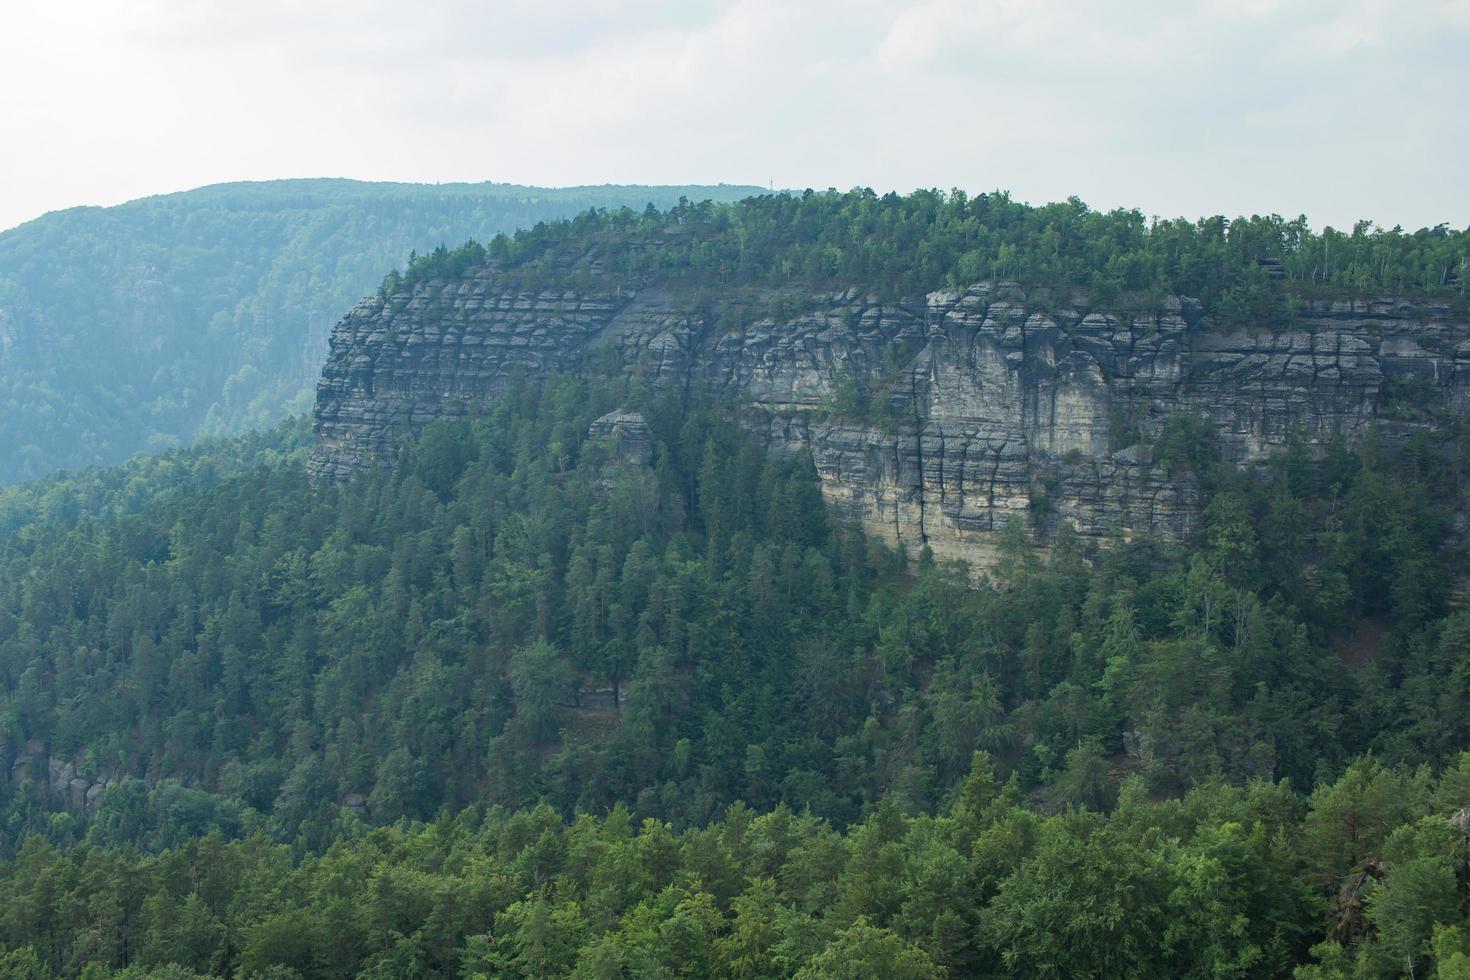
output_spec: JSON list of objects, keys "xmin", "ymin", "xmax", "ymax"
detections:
[
  {"xmin": 310, "ymin": 273, "xmax": 1470, "ymax": 570},
  {"xmin": 68, "ymin": 777, "xmax": 90, "ymax": 808},
  {"xmin": 9, "ymin": 738, "xmax": 46, "ymax": 785},
  {"xmin": 589, "ymin": 410, "xmax": 654, "ymax": 467}
]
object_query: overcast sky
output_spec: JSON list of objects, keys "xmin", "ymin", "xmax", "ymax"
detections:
[{"xmin": 1, "ymin": 0, "xmax": 1466, "ymax": 234}]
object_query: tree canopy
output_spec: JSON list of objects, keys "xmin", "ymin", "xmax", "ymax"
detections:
[
  {"xmin": 0, "ymin": 370, "xmax": 1469, "ymax": 974},
  {"xmin": 400, "ymin": 189, "xmax": 1469, "ymax": 320}
]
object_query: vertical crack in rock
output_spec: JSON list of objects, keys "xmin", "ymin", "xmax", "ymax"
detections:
[
  {"xmin": 891, "ymin": 433, "xmax": 903, "ymax": 542},
  {"xmin": 986, "ymin": 442, "xmax": 1007, "ymax": 531},
  {"xmin": 954, "ymin": 434, "xmax": 969, "ymax": 513},
  {"xmin": 910, "ymin": 369, "xmax": 928, "ymax": 544},
  {"xmin": 936, "ymin": 427, "xmax": 947, "ymax": 507}
]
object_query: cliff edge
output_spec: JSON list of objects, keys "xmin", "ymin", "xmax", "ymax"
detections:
[{"xmin": 311, "ymin": 268, "xmax": 1470, "ymax": 568}]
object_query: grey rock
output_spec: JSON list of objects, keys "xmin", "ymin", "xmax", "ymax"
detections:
[
  {"xmin": 589, "ymin": 410, "xmax": 654, "ymax": 467},
  {"xmin": 310, "ymin": 271, "xmax": 1470, "ymax": 570}
]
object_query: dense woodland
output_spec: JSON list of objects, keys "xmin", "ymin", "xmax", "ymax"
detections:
[
  {"xmin": 400, "ymin": 189, "xmax": 1468, "ymax": 324},
  {"xmin": 0, "ymin": 368, "xmax": 1469, "ymax": 976},
  {"xmin": 0, "ymin": 180, "xmax": 759, "ymax": 485}
]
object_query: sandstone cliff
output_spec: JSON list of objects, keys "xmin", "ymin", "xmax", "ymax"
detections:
[{"xmin": 310, "ymin": 268, "xmax": 1470, "ymax": 568}]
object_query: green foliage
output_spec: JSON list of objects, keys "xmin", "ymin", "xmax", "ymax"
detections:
[
  {"xmin": 1108, "ymin": 402, "xmax": 1144, "ymax": 452},
  {"xmin": 414, "ymin": 189, "xmax": 1469, "ymax": 319},
  {"xmin": 367, "ymin": 197, "xmax": 1470, "ymax": 467},
  {"xmin": 821, "ymin": 368, "xmax": 865, "ymax": 419},
  {"xmin": 0, "ymin": 373, "xmax": 1468, "ymax": 975},
  {"xmin": 5, "ymin": 759, "xmax": 1470, "ymax": 978},
  {"xmin": 793, "ymin": 918, "xmax": 942, "ymax": 978},
  {"xmin": 1155, "ymin": 411, "xmax": 1221, "ymax": 482},
  {"xmin": 0, "ymin": 417, "xmax": 311, "ymax": 541}
]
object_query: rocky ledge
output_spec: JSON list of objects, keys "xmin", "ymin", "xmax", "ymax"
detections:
[{"xmin": 310, "ymin": 270, "xmax": 1470, "ymax": 569}]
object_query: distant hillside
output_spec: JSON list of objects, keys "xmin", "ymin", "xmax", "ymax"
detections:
[{"xmin": 0, "ymin": 178, "xmax": 763, "ymax": 484}]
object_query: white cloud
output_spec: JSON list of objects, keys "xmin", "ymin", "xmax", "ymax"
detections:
[{"xmin": 0, "ymin": 0, "xmax": 1465, "ymax": 232}]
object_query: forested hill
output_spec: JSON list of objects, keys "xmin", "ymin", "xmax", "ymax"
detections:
[
  {"xmin": 0, "ymin": 179, "xmax": 761, "ymax": 485},
  {"xmin": 2, "ymin": 190, "xmax": 1470, "ymax": 977},
  {"xmin": 3, "ymin": 370, "xmax": 1470, "ymax": 975},
  {"xmin": 312, "ymin": 190, "xmax": 1470, "ymax": 573}
]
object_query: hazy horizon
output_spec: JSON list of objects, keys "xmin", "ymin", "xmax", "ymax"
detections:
[
  {"xmin": 3, "ymin": 1, "xmax": 1467, "ymax": 234},
  {"xmin": 0, "ymin": 177, "xmax": 772, "ymax": 234}
]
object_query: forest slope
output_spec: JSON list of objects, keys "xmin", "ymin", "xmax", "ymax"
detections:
[{"xmin": 2, "ymin": 373, "xmax": 1470, "ymax": 975}]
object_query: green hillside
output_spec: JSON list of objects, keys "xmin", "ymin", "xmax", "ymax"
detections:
[
  {"xmin": 0, "ymin": 179, "xmax": 762, "ymax": 485},
  {"xmin": 0, "ymin": 366, "xmax": 1469, "ymax": 975}
]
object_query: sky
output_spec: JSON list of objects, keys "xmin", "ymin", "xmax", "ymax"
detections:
[{"xmin": 1, "ymin": 0, "xmax": 1466, "ymax": 234}]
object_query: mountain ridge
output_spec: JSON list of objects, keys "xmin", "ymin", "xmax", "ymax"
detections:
[
  {"xmin": 312, "ymin": 259, "xmax": 1470, "ymax": 569},
  {"xmin": 0, "ymin": 178, "xmax": 763, "ymax": 484}
]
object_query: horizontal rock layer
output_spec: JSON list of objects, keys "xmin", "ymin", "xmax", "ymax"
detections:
[{"xmin": 310, "ymin": 270, "xmax": 1470, "ymax": 568}]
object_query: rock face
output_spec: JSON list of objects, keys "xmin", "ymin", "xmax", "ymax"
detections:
[
  {"xmin": 589, "ymin": 410, "xmax": 654, "ymax": 468},
  {"xmin": 310, "ymin": 270, "xmax": 1470, "ymax": 569},
  {"xmin": 0, "ymin": 737, "xmax": 128, "ymax": 814}
]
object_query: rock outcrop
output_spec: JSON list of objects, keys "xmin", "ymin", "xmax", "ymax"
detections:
[
  {"xmin": 310, "ymin": 269, "xmax": 1470, "ymax": 569},
  {"xmin": 589, "ymin": 410, "xmax": 654, "ymax": 468},
  {"xmin": 4, "ymin": 737, "xmax": 129, "ymax": 813}
]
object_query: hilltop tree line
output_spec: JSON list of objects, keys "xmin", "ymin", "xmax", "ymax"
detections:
[{"xmin": 399, "ymin": 189, "xmax": 1468, "ymax": 323}]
